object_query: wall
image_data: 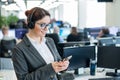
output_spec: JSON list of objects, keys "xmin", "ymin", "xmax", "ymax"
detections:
[{"xmin": 106, "ymin": 0, "xmax": 120, "ymax": 26}]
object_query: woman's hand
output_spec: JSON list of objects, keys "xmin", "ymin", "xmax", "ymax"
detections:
[{"xmin": 52, "ymin": 60, "xmax": 69, "ymax": 73}]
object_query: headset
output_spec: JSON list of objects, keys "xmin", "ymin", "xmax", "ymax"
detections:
[{"xmin": 28, "ymin": 8, "xmax": 38, "ymax": 29}]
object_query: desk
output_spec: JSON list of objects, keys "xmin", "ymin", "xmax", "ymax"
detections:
[
  {"xmin": 0, "ymin": 68, "xmax": 116, "ymax": 80},
  {"xmin": 74, "ymin": 68, "xmax": 116, "ymax": 80},
  {"xmin": 74, "ymin": 71, "xmax": 106, "ymax": 80},
  {"xmin": 0, "ymin": 58, "xmax": 14, "ymax": 70}
]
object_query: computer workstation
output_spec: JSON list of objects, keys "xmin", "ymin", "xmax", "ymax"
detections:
[
  {"xmin": 62, "ymin": 44, "xmax": 120, "ymax": 80},
  {"xmin": 63, "ymin": 46, "xmax": 96, "ymax": 74},
  {"xmin": 1, "ymin": 27, "xmax": 120, "ymax": 80},
  {"xmin": 88, "ymin": 46, "xmax": 120, "ymax": 80},
  {"xmin": 97, "ymin": 36, "xmax": 120, "ymax": 46},
  {"xmin": 97, "ymin": 46, "xmax": 120, "ymax": 77},
  {"xmin": 84, "ymin": 27, "xmax": 102, "ymax": 39}
]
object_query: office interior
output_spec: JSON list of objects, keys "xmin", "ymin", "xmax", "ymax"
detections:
[{"xmin": 1, "ymin": 0, "xmax": 120, "ymax": 80}]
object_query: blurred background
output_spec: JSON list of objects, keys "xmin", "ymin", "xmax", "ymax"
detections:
[{"xmin": 1, "ymin": 1, "xmax": 120, "ymax": 80}]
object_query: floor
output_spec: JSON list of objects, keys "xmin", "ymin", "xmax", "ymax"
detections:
[{"xmin": 0, "ymin": 70, "xmax": 17, "ymax": 80}]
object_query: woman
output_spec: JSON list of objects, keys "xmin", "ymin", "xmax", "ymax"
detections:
[
  {"xmin": 97, "ymin": 27, "xmax": 114, "ymax": 38},
  {"xmin": 12, "ymin": 7, "xmax": 69, "ymax": 80},
  {"xmin": 66, "ymin": 27, "xmax": 81, "ymax": 42}
]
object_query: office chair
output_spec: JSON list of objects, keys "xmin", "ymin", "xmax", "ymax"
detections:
[
  {"xmin": 0, "ymin": 44, "xmax": 1, "ymax": 56},
  {"xmin": 116, "ymin": 32, "xmax": 120, "ymax": 36},
  {"xmin": 97, "ymin": 37, "xmax": 115, "ymax": 46},
  {"xmin": 0, "ymin": 39, "xmax": 16, "ymax": 58},
  {"xmin": 115, "ymin": 37, "xmax": 120, "ymax": 44}
]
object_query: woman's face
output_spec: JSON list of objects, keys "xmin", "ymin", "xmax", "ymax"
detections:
[{"xmin": 32, "ymin": 16, "xmax": 50, "ymax": 37}]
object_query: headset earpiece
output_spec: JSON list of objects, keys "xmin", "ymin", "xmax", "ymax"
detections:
[
  {"xmin": 28, "ymin": 22, "xmax": 34, "ymax": 29},
  {"xmin": 28, "ymin": 8, "xmax": 37, "ymax": 29}
]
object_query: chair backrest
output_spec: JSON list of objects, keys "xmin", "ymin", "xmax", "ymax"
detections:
[
  {"xmin": 0, "ymin": 39, "xmax": 16, "ymax": 58},
  {"xmin": 116, "ymin": 32, "xmax": 120, "ymax": 36},
  {"xmin": 115, "ymin": 37, "xmax": 120, "ymax": 44},
  {"xmin": 98, "ymin": 37, "xmax": 115, "ymax": 46}
]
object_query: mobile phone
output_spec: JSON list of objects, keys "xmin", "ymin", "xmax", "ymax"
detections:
[{"xmin": 62, "ymin": 55, "xmax": 72, "ymax": 61}]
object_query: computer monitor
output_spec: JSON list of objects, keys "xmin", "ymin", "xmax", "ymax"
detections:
[
  {"xmin": 15, "ymin": 28, "xmax": 28, "ymax": 39},
  {"xmin": 98, "ymin": 37, "xmax": 114, "ymax": 46},
  {"xmin": 98, "ymin": 0, "xmax": 113, "ymax": 2},
  {"xmin": 59, "ymin": 28, "xmax": 70, "ymax": 40},
  {"xmin": 84, "ymin": 27, "xmax": 102, "ymax": 39},
  {"xmin": 97, "ymin": 46, "xmax": 120, "ymax": 76},
  {"xmin": 78, "ymin": 32, "xmax": 89, "ymax": 41},
  {"xmin": 54, "ymin": 21, "xmax": 63, "ymax": 28},
  {"xmin": 51, "ymin": 20, "xmax": 63, "ymax": 28},
  {"xmin": 63, "ymin": 46, "xmax": 96, "ymax": 70}
]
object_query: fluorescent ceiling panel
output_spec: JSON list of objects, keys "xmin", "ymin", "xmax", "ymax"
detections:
[{"xmin": 26, "ymin": 1, "xmax": 42, "ymax": 9}]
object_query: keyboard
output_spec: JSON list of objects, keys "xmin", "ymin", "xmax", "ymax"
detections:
[{"xmin": 89, "ymin": 77, "xmax": 120, "ymax": 80}]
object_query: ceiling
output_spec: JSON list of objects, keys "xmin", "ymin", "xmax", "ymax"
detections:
[{"xmin": 1, "ymin": 0, "xmax": 77, "ymax": 11}]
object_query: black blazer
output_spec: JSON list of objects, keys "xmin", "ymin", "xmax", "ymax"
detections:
[{"xmin": 12, "ymin": 35, "xmax": 61, "ymax": 80}]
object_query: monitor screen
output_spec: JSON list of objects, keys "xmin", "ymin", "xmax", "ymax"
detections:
[
  {"xmin": 98, "ymin": 0, "xmax": 113, "ymax": 2},
  {"xmin": 84, "ymin": 27, "xmax": 102, "ymax": 39},
  {"xmin": 53, "ymin": 21, "xmax": 63, "ymax": 28},
  {"xmin": 59, "ymin": 28, "xmax": 70, "ymax": 40},
  {"xmin": 15, "ymin": 28, "xmax": 28, "ymax": 39},
  {"xmin": 63, "ymin": 46, "xmax": 96, "ymax": 70},
  {"xmin": 97, "ymin": 46, "xmax": 120, "ymax": 69}
]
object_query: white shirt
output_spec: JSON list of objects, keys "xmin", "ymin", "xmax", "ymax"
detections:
[{"xmin": 27, "ymin": 35, "xmax": 54, "ymax": 64}]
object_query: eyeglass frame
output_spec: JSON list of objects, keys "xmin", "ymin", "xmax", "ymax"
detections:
[{"xmin": 36, "ymin": 23, "xmax": 51, "ymax": 28}]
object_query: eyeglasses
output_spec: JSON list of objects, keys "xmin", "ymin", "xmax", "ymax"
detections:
[{"xmin": 36, "ymin": 23, "xmax": 51, "ymax": 28}]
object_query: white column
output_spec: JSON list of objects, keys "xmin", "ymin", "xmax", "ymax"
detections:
[
  {"xmin": 78, "ymin": 0, "xmax": 87, "ymax": 28},
  {"xmin": 58, "ymin": 4, "xmax": 63, "ymax": 20}
]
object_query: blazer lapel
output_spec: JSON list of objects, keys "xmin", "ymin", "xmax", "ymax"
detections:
[
  {"xmin": 23, "ymin": 35, "xmax": 46, "ymax": 65},
  {"xmin": 46, "ymin": 38, "xmax": 58, "ymax": 61}
]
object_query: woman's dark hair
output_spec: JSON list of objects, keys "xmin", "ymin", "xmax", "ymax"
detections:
[
  {"xmin": 71, "ymin": 27, "xmax": 78, "ymax": 35},
  {"xmin": 102, "ymin": 27, "xmax": 109, "ymax": 34},
  {"xmin": 25, "ymin": 7, "xmax": 50, "ymax": 29}
]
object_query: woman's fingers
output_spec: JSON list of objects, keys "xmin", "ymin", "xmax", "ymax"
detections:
[{"xmin": 52, "ymin": 61, "xmax": 70, "ymax": 73}]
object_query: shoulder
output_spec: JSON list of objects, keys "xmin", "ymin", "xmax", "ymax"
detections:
[
  {"xmin": 15, "ymin": 37, "xmax": 28, "ymax": 49},
  {"xmin": 14, "ymin": 40, "xmax": 24, "ymax": 49}
]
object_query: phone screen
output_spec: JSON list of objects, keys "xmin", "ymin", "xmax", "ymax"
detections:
[{"xmin": 62, "ymin": 55, "xmax": 72, "ymax": 61}]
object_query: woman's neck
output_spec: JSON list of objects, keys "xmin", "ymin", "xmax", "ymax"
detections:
[{"xmin": 27, "ymin": 32, "xmax": 43, "ymax": 43}]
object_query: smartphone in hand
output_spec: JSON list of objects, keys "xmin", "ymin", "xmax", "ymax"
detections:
[{"xmin": 62, "ymin": 55, "xmax": 72, "ymax": 61}]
